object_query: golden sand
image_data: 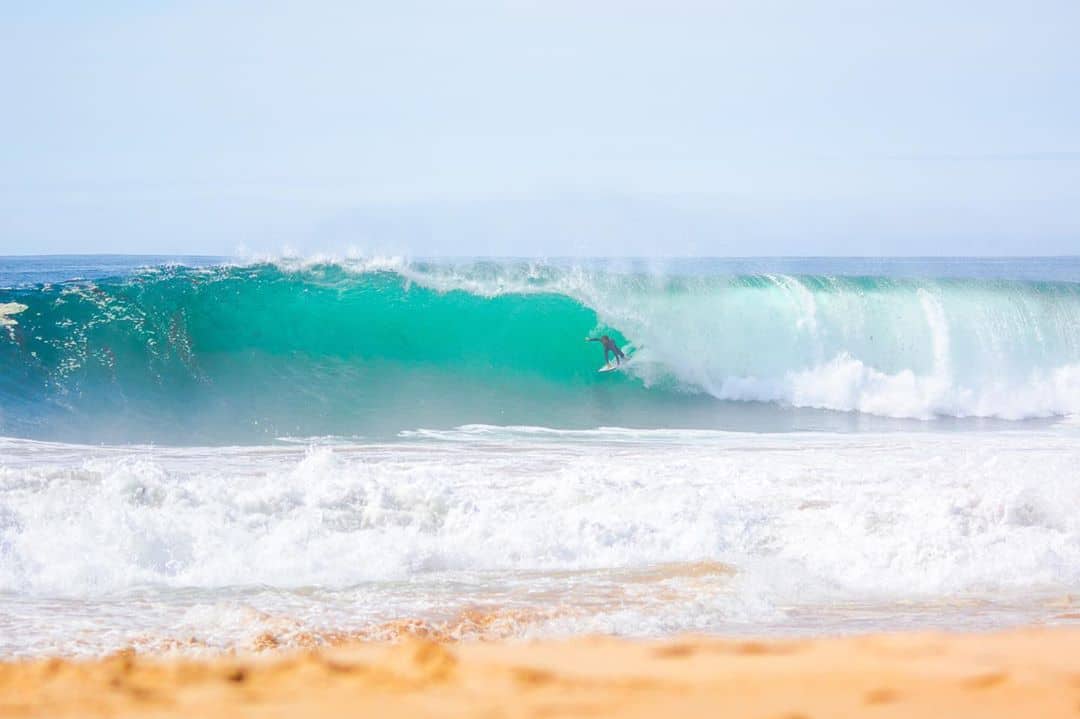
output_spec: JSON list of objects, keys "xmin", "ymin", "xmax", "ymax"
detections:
[{"xmin": 2, "ymin": 627, "xmax": 1079, "ymax": 717}]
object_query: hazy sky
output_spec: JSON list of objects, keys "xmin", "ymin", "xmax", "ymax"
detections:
[{"xmin": 2, "ymin": 0, "xmax": 1079, "ymax": 256}]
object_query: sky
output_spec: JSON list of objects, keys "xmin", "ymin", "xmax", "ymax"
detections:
[{"xmin": 1, "ymin": 0, "xmax": 1079, "ymax": 257}]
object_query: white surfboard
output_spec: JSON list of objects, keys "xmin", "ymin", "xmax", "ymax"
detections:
[{"xmin": 598, "ymin": 362, "xmax": 620, "ymax": 374}]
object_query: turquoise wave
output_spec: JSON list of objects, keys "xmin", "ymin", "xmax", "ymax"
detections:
[
  {"xmin": 0, "ymin": 264, "xmax": 637, "ymax": 442},
  {"xmin": 2, "ymin": 261, "xmax": 1080, "ymax": 442}
]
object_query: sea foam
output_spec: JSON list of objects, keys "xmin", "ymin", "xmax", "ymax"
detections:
[{"xmin": 1, "ymin": 429, "xmax": 1078, "ymax": 654}]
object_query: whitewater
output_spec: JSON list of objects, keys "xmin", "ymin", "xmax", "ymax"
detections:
[{"xmin": 1, "ymin": 256, "xmax": 1079, "ymax": 656}]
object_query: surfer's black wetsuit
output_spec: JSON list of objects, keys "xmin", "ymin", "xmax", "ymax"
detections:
[{"xmin": 589, "ymin": 335, "xmax": 626, "ymax": 365}]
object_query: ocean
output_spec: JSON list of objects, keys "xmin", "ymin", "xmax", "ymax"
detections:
[{"xmin": 1, "ymin": 255, "xmax": 1079, "ymax": 656}]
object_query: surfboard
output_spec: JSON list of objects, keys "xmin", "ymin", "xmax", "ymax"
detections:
[{"xmin": 598, "ymin": 362, "xmax": 620, "ymax": 374}]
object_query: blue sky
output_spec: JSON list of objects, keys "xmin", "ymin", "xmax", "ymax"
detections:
[{"xmin": 2, "ymin": 0, "xmax": 1078, "ymax": 256}]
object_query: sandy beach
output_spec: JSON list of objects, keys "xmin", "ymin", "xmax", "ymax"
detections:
[{"xmin": 2, "ymin": 627, "xmax": 1078, "ymax": 718}]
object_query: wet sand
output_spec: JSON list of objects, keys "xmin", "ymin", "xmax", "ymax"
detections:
[{"xmin": 2, "ymin": 627, "xmax": 1078, "ymax": 717}]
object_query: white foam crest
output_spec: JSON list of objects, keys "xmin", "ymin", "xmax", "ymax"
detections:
[
  {"xmin": 3, "ymin": 431, "xmax": 1080, "ymax": 600},
  {"xmin": 0, "ymin": 302, "xmax": 27, "ymax": 327},
  {"xmin": 0, "ymin": 301, "xmax": 27, "ymax": 342},
  {"xmin": 232, "ymin": 255, "xmax": 617, "ymax": 302},
  {"xmin": 268, "ymin": 253, "xmax": 410, "ymax": 275}
]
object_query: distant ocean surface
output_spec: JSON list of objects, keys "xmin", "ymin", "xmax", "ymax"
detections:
[{"xmin": 1, "ymin": 255, "xmax": 1079, "ymax": 656}]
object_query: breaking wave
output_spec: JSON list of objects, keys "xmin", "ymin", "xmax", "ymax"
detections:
[{"xmin": 1, "ymin": 259, "xmax": 1079, "ymax": 442}]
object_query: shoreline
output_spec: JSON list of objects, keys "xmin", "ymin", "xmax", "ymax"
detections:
[{"xmin": 2, "ymin": 626, "xmax": 1078, "ymax": 717}]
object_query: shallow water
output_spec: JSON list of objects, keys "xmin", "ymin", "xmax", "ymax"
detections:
[{"xmin": 2, "ymin": 425, "xmax": 1079, "ymax": 656}]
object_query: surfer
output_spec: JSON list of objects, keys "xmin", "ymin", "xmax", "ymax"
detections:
[{"xmin": 587, "ymin": 335, "xmax": 626, "ymax": 366}]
